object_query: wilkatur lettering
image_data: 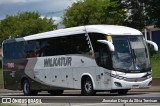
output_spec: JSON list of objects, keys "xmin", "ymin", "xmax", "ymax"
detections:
[{"xmin": 44, "ymin": 57, "xmax": 72, "ymax": 67}]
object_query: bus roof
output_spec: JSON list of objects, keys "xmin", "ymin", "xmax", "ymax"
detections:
[{"xmin": 5, "ymin": 25, "xmax": 142, "ymax": 42}]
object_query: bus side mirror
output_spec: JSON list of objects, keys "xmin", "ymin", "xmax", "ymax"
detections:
[
  {"xmin": 146, "ymin": 40, "xmax": 158, "ymax": 51},
  {"xmin": 97, "ymin": 40, "xmax": 115, "ymax": 52}
]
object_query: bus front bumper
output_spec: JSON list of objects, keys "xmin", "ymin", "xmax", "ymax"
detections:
[{"xmin": 111, "ymin": 77, "xmax": 152, "ymax": 90}]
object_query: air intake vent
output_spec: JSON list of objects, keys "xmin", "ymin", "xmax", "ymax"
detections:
[
  {"xmin": 148, "ymin": 81, "xmax": 152, "ymax": 86},
  {"xmin": 114, "ymin": 82, "xmax": 122, "ymax": 87}
]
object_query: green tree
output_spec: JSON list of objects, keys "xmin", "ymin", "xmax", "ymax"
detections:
[
  {"xmin": 122, "ymin": 0, "xmax": 147, "ymax": 30},
  {"xmin": 122, "ymin": 0, "xmax": 160, "ymax": 30},
  {"xmin": 62, "ymin": 0, "xmax": 127, "ymax": 28},
  {"xmin": 144, "ymin": 0, "xmax": 160, "ymax": 27},
  {"xmin": 0, "ymin": 11, "xmax": 57, "ymax": 43}
]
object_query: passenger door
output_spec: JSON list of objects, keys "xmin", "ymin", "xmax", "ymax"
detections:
[{"xmin": 95, "ymin": 43, "xmax": 112, "ymax": 90}]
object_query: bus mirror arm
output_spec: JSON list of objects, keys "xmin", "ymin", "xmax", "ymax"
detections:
[
  {"xmin": 146, "ymin": 40, "xmax": 158, "ymax": 51},
  {"xmin": 97, "ymin": 40, "xmax": 115, "ymax": 52}
]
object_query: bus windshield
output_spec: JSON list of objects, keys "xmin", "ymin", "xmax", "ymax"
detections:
[{"xmin": 112, "ymin": 36, "xmax": 150, "ymax": 72}]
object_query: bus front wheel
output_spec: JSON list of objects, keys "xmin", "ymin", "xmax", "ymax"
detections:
[
  {"xmin": 23, "ymin": 79, "xmax": 38, "ymax": 96},
  {"xmin": 81, "ymin": 78, "xmax": 95, "ymax": 96}
]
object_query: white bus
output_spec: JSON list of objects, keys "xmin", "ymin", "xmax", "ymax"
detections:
[{"xmin": 2, "ymin": 25, "xmax": 158, "ymax": 96}]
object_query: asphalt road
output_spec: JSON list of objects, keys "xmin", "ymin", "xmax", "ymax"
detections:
[
  {"xmin": 0, "ymin": 91, "xmax": 160, "ymax": 97},
  {"xmin": 0, "ymin": 92, "xmax": 160, "ymax": 105}
]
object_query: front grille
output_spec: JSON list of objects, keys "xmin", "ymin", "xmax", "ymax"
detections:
[{"xmin": 124, "ymin": 77, "xmax": 148, "ymax": 82}]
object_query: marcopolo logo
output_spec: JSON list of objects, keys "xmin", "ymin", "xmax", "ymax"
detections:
[{"xmin": 44, "ymin": 57, "xmax": 72, "ymax": 67}]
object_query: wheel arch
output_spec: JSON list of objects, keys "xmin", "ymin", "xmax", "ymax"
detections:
[
  {"xmin": 81, "ymin": 73, "xmax": 95, "ymax": 89},
  {"xmin": 21, "ymin": 77, "xmax": 28, "ymax": 90}
]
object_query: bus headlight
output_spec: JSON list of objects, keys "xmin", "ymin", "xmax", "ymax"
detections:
[{"xmin": 147, "ymin": 75, "xmax": 152, "ymax": 79}]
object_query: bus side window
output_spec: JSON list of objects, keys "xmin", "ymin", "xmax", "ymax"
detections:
[
  {"xmin": 3, "ymin": 43, "xmax": 13, "ymax": 59},
  {"xmin": 26, "ymin": 41, "xmax": 37, "ymax": 58},
  {"xmin": 17, "ymin": 42, "xmax": 26, "ymax": 58},
  {"xmin": 74, "ymin": 34, "xmax": 91, "ymax": 55},
  {"xmin": 97, "ymin": 43, "xmax": 112, "ymax": 69},
  {"xmin": 42, "ymin": 41, "xmax": 52, "ymax": 56},
  {"xmin": 88, "ymin": 33, "xmax": 112, "ymax": 69}
]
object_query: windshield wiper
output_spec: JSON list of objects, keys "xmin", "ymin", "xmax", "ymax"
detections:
[{"xmin": 131, "ymin": 49, "xmax": 136, "ymax": 63}]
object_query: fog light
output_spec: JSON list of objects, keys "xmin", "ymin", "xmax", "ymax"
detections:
[
  {"xmin": 148, "ymin": 81, "xmax": 152, "ymax": 86},
  {"xmin": 114, "ymin": 82, "xmax": 122, "ymax": 87}
]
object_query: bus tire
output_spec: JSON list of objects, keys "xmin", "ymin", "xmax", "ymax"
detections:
[
  {"xmin": 48, "ymin": 90, "xmax": 64, "ymax": 96},
  {"xmin": 118, "ymin": 89, "xmax": 128, "ymax": 95},
  {"xmin": 81, "ymin": 78, "xmax": 95, "ymax": 96},
  {"xmin": 23, "ymin": 79, "xmax": 38, "ymax": 96}
]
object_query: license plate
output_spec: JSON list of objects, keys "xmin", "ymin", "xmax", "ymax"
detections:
[{"xmin": 132, "ymin": 85, "xmax": 139, "ymax": 88}]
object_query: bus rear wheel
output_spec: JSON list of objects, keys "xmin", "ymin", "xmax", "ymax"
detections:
[
  {"xmin": 81, "ymin": 78, "xmax": 95, "ymax": 96},
  {"xmin": 48, "ymin": 90, "xmax": 64, "ymax": 96},
  {"xmin": 23, "ymin": 79, "xmax": 38, "ymax": 96}
]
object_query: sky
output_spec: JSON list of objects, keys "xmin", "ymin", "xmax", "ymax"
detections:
[{"xmin": 0, "ymin": 0, "xmax": 76, "ymax": 28}]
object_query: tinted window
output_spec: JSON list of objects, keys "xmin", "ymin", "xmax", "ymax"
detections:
[
  {"xmin": 32, "ymin": 34, "xmax": 90, "ymax": 57},
  {"xmin": 25, "ymin": 41, "xmax": 37, "ymax": 58},
  {"xmin": 89, "ymin": 33, "xmax": 106, "ymax": 52},
  {"xmin": 3, "ymin": 34, "xmax": 91, "ymax": 59},
  {"xmin": 3, "ymin": 42, "xmax": 26, "ymax": 59},
  {"xmin": 89, "ymin": 33, "xmax": 112, "ymax": 69},
  {"xmin": 98, "ymin": 43, "xmax": 112, "ymax": 69},
  {"xmin": 40, "ymin": 34, "xmax": 91, "ymax": 56}
]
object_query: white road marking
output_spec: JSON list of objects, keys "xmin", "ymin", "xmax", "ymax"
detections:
[{"xmin": 72, "ymin": 103, "xmax": 113, "ymax": 106}]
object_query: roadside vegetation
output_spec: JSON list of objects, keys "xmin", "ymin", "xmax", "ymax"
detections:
[
  {"xmin": 151, "ymin": 51, "xmax": 160, "ymax": 77},
  {"xmin": 0, "ymin": 104, "xmax": 18, "ymax": 106}
]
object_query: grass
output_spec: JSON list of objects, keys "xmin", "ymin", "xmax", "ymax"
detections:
[
  {"xmin": 151, "ymin": 51, "xmax": 160, "ymax": 77},
  {"xmin": 0, "ymin": 105, "xmax": 18, "ymax": 106}
]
